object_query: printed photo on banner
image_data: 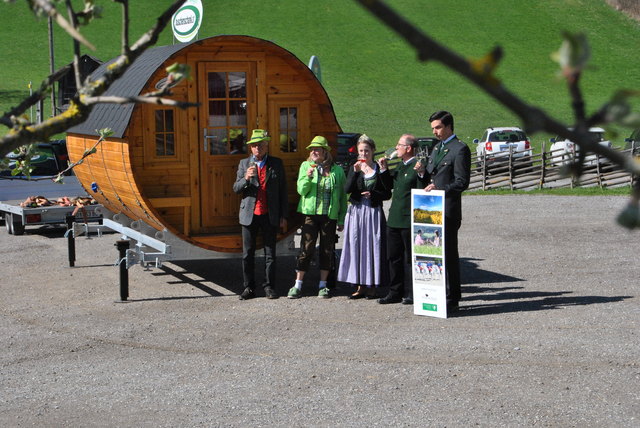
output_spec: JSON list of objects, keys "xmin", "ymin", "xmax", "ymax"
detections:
[
  {"xmin": 413, "ymin": 255, "xmax": 446, "ymax": 314},
  {"xmin": 412, "ymin": 192, "xmax": 443, "ymax": 225},
  {"xmin": 412, "ymin": 225, "xmax": 443, "ymax": 257},
  {"xmin": 413, "ymin": 256, "xmax": 444, "ymax": 284}
]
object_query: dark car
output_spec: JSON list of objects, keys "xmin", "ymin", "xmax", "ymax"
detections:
[
  {"xmin": 417, "ymin": 137, "xmax": 439, "ymax": 156},
  {"xmin": 1, "ymin": 139, "xmax": 70, "ymax": 177},
  {"xmin": 335, "ymin": 132, "xmax": 362, "ymax": 171}
]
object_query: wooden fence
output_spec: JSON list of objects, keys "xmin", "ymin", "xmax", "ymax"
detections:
[
  {"xmin": 469, "ymin": 141, "xmax": 639, "ymax": 191},
  {"xmin": 375, "ymin": 141, "xmax": 638, "ymax": 191}
]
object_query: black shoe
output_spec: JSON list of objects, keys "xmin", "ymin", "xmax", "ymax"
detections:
[
  {"xmin": 264, "ymin": 286, "xmax": 278, "ymax": 299},
  {"xmin": 402, "ymin": 297, "xmax": 413, "ymax": 305},
  {"xmin": 239, "ymin": 287, "xmax": 255, "ymax": 300},
  {"xmin": 378, "ymin": 294, "xmax": 402, "ymax": 304}
]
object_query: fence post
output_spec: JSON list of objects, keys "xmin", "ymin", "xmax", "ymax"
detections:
[
  {"xmin": 570, "ymin": 144, "xmax": 576, "ymax": 188},
  {"xmin": 632, "ymin": 140, "xmax": 637, "ymax": 187},
  {"xmin": 508, "ymin": 145, "xmax": 514, "ymax": 190},
  {"xmin": 481, "ymin": 152, "xmax": 487, "ymax": 190},
  {"xmin": 595, "ymin": 153, "xmax": 603, "ymax": 188},
  {"xmin": 540, "ymin": 141, "xmax": 546, "ymax": 189}
]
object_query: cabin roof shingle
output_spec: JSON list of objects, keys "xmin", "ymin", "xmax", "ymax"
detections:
[{"xmin": 68, "ymin": 42, "xmax": 196, "ymax": 138}]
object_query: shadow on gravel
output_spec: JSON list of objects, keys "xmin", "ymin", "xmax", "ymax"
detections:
[
  {"xmin": 157, "ymin": 256, "xmax": 314, "ymax": 299},
  {"xmin": 460, "ymin": 294, "xmax": 632, "ymax": 316},
  {"xmin": 461, "ymin": 257, "xmax": 524, "ymax": 284},
  {"xmin": 459, "ymin": 258, "xmax": 632, "ymax": 316},
  {"xmin": 150, "ymin": 255, "xmax": 356, "ymax": 300}
]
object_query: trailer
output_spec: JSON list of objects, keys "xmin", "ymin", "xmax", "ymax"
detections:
[{"xmin": 0, "ymin": 199, "xmax": 103, "ymax": 235}]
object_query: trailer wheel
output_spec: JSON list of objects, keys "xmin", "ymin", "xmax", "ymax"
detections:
[
  {"xmin": 5, "ymin": 213, "xmax": 14, "ymax": 235},
  {"xmin": 12, "ymin": 217, "xmax": 25, "ymax": 235}
]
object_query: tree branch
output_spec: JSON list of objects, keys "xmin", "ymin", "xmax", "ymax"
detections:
[
  {"xmin": 0, "ymin": 0, "xmax": 185, "ymax": 158},
  {"xmin": 0, "ymin": 65, "xmax": 71, "ymax": 127},
  {"xmin": 83, "ymin": 95, "xmax": 199, "ymax": 109},
  {"xmin": 353, "ymin": 0, "xmax": 640, "ymax": 177},
  {"xmin": 33, "ymin": 0, "xmax": 95, "ymax": 50}
]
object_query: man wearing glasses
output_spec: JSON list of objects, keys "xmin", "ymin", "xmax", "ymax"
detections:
[{"xmin": 377, "ymin": 134, "xmax": 429, "ymax": 304}]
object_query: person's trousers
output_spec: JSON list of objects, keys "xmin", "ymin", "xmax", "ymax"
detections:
[
  {"xmin": 386, "ymin": 226, "xmax": 412, "ymax": 299},
  {"xmin": 444, "ymin": 216, "xmax": 462, "ymax": 303},
  {"xmin": 242, "ymin": 214, "xmax": 277, "ymax": 289},
  {"xmin": 296, "ymin": 215, "xmax": 337, "ymax": 273}
]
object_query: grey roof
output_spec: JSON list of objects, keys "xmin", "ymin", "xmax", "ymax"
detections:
[{"xmin": 68, "ymin": 42, "xmax": 197, "ymax": 138}]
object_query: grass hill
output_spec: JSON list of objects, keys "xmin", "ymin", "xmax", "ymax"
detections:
[{"xmin": 1, "ymin": 0, "xmax": 639, "ymax": 151}]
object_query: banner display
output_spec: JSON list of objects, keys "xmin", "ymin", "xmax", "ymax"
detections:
[
  {"xmin": 172, "ymin": 0, "xmax": 203, "ymax": 43},
  {"xmin": 411, "ymin": 189, "xmax": 447, "ymax": 318}
]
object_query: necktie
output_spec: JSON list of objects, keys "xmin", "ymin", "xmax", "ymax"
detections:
[{"xmin": 433, "ymin": 141, "xmax": 446, "ymax": 166}]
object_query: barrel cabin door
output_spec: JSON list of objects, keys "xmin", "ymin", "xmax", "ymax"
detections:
[{"xmin": 197, "ymin": 62, "xmax": 256, "ymax": 233}]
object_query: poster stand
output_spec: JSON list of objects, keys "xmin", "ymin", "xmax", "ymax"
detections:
[{"xmin": 410, "ymin": 189, "xmax": 448, "ymax": 318}]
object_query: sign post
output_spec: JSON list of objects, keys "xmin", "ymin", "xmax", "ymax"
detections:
[
  {"xmin": 172, "ymin": 0, "xmax": 203, "ymax": 43},
  {"xmin": 411, "ymin": 189, "xmax": 448, "ymax": 318}
]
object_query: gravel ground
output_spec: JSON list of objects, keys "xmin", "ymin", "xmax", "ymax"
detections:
[{"xmin": 1, "ymin": 195, "xmax": 638, "ymax": 427}]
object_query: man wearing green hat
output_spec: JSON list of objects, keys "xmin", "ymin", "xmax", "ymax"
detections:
[{"xmin": 233, "ymin": 129, "xmax": 289, "ymax": 300}]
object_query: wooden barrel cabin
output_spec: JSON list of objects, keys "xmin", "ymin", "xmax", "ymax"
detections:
[{"xmin": 67, "ymin": 35, "xmax": 341, "ymax": 252}]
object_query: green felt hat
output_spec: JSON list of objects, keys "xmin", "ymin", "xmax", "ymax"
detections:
[
  {"xmin": 305, "ymin": 135, "xmax": 330, "ymax": 151},
  {"xmin": 247, "ymin": 129, "xmax": 271, "ymax": 144}
]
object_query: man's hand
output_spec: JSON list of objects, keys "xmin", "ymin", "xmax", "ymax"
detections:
[
  {"xmin": 245, "ymin": 165, "xmax": 257, "ymax": 181},
  {"xmin": 377, "ymin": 157, "xmax": 387, "ymax": 171}
]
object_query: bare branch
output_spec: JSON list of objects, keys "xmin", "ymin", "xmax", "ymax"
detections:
[
  {"xmin": 0, "ymin": 0, "xmax": 185, "ymax": 158},
  {"xmin": 353, "ymin": 0, "xmax": 640, "ymax": 177},
  {"xmin": 83, "ymin": 95, "xmax": 199, "ymax": 109},
  {"xmin": 32, "ymin": 0, "xmax": 95, "ymax": 50},
  {"xmin": 0, "ymin": 65, "xmax": 71, "ymax": 127},
  {"xmin": 65, "ymin": 0, "xmax": 83, "ymax": 90}
]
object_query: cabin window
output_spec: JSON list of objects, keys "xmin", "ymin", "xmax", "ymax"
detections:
[
  {"xmin": 155, "ymin": 109, "xmax": 175, "ymax": 156},
  {"xmin": 268, "ymin": 96, "xmax": 310, "ymax": 155},
  {"xmin": 206, "ymin": 71, "xmax": 248, "ymax": 155},
  {"xmin": 279, "ymin": 107, "xmax": 298, "ymax": 153}
]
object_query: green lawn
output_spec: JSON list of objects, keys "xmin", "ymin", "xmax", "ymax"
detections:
[{"xmin": 1, "ymin": 0, "xmax": 639, "ymax": 154}]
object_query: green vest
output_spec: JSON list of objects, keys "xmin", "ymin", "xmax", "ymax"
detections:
[{"xmin": 387, "ymin": 158, "xmax": 425, "ymax": 229}]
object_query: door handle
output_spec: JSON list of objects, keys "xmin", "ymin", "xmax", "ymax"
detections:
[{"xmin": 203, "ymin": 129, "xmax": 216, "ymax": 153}]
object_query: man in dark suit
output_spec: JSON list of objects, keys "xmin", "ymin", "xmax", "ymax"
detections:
[
  {"xmin": 377, "ymin": 134, "xmax": 429, "ymax": 305},
  {"xmin": 233, "ymin": 129, "xmax": 288, "ymax": 300},
  {"xmin": 424, "ymin": 111, "xmax": 471, "ymax": 312}
]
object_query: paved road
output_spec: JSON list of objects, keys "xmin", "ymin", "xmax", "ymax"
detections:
[{"xmin": 0, "ymin": 195, "xmax": 638, "ymax": 426}]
